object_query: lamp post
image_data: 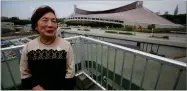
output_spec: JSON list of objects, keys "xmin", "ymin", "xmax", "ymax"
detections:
[{"xmin": 151, "ymin": 28, "xmax": 154, "ymax": 37}]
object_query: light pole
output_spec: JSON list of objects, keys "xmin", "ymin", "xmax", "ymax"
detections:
[{"xmin": 151, "ymin": 28, "xmax": 154, "ymax": 37}]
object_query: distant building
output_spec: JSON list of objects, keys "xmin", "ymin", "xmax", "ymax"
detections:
[
  {"xmin": 2, "ymin": 22, "xmax": 14, "ymax": 27},
  {"xmin": 1, "ymin": 41, "xmax": 14, "ymax": 48},
  {"xmin": 156, "ymin": 12, "xmax": 160, "ymax": 15},
  {"xmin": 164, "ymin": 11, "xmax": 169, "ymax": 15},
  {"xmin": 9, "ymin": 37, "xmax": 32, "ymax": 46},
  {"xmin": 1, "ymin": 16, "xmax": 9, "ymax": 21},
  {"xmin": 23, "ymin": 24, "xmax": 32, "ymax": 31},
  {"xmin": 1, "ymin": 22, "xmax": 15, "ymax": 31},
  {"xmin": 66, "ymin": 1, "xmax": 183, "ymax": 28},
  {"xmin": 174, "ymin": 5, "xmax": 178, "ymax": 15}
]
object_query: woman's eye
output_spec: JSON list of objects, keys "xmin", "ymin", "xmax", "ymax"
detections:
[
  {"xmin": 42, "ymin": 20, "xmax": 47, "ymax": 22},
  {"xmin": 52, "ymin": 20, "xmax": 56, "ymax": 23},
  {"xmin": 53, "ymin": 21, "xmax": 57, "ymax": 23}
]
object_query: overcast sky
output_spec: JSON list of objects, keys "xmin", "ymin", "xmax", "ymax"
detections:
[{"xmin": 1, "ymin": 0, "xmax": 186, "ymax": 19}]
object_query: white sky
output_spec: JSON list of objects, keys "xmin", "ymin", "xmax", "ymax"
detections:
[{"xmin": 1, "ymin": 0, "xmax": 186, "ymax": 19}]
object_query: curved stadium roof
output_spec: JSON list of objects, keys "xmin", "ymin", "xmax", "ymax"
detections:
[{"xmin": 66, "ymin": 1, "xmax": 182, "ymax": 27}]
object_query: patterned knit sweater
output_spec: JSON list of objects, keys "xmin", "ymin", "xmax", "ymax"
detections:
[{"xmin": 20, "ymin": 36, "xmax": 75, "ymax": 90}]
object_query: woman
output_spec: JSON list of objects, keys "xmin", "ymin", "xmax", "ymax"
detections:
[{"xmin": 20, "ymin": 6, "xmax": 75, "ymax": 90}]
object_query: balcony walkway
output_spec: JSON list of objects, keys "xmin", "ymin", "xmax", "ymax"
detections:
[{"xmin": 1, "ymin": 36, "xmax": 186, "ymax": 90}]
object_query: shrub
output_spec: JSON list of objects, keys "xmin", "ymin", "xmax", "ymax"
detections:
[
  {"xmin": 137, "ymin": 27, "xmax": 185, "ymax": 33},
  {"xmin": 83, "ymin": 29, "xmax": 90, "ymax": 31},
  {"xmin": 77, "ymin": 28, "xmax": 90, "ymax": 31},
  {"xmin": 61, "ymin": 27, "xmax": 71, "ymax": 29},
  {"xmin": 124, "ymin": 25, "xmax": 133, "ymax": 31},
  {"xmin": 163, "ymin": 36, "xmax": 169, "ymax": 39},
  {"xmin": 105, "ymin": 30, "xmax": 118, "ymax": 34},
  {"xmin": 138, "ymin": 29, "xmax": 152, "ymax": 33},
  {"xmin": 118, "ymin": 31, "xmax": 134, "ymax": 35},
  {"xmin": 147, "ymin": 24, "xmax": 156, "ymax": 30}
]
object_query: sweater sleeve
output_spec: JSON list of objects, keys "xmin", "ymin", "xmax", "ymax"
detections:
[
  {"xmin": 65, "ymin": 43, "xmax": 75, "ymax": 79},
  {"xmin": 64, "ymin": 43, "xmax": 76, "ymax": 90},
  {"xmin": 20, "ymin": 44, "xmax": 38, "ymax": 89}
]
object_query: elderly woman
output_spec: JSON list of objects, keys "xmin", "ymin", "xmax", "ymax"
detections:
[{"xmin": 20, "ymin": 6, "xmax": 75, "ymax": 90}]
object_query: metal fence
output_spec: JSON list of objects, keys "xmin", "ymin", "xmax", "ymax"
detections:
[
  {"xmin": 1, "ymin": 35, "xmax": 186, "ymax": 90},
  {"xmin": 61, "ymin": 31, "xmax": 186, "ymax": 59}
]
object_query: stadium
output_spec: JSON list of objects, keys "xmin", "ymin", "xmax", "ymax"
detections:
[{"xmin": 65, "ymin": 1, "xmax": 183, "ymax": 28}]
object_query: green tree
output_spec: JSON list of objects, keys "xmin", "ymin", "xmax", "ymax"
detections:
[
  {"xmin": 161, "ymin": 14, "xmax": 186, "ymax": 25},
  {"xmin": 11, "ymin": 17, "xmax": 19, "ymax": 20},
  {"xmin": 56, "ymin": 18, "xmax": 65, "ymax": 23}
]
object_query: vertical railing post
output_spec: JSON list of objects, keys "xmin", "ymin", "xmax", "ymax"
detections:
[
  {"xmin": 2, "ymin": 85, "xmax": 4, "ymax": 90},
  {"xmin": 79, "ymin": 37, "xmax": 85, "ymax": 71},
  {"xmin": 129, "ymin": 55, "xmax": 136, "ymax": 90},
  {"xmin": 96, "ymin": 44, "xmax": 98, "ymax": 82},
  {"xmin": 86, "ymin": 39, "xmax": 89, "ymax": 72},
  {"xmin": 14, "ymin": 49, "xmax": 21, "ymax": 64},
  {"xmin": 106, "ymin": 47, "xmax": 110, "ymax": 90},
  {"xmin": 74, "ymin": 39, "xmax": 79, "ymax": 72},
  {"xmin": 156, "ymin": 45, "xmax": 160, "ymax": 55},
  {"xmin": 112, "ymin": 49, "xmax": 117, "ymax": 90},
  {"xmin": 154, "ymin": 63, "xmax": 163, "ymax": 90},
  {"xmin": 91, "ymin": 42, "xmax": 94, "ymax": 78},
  {"xmin": 100, "ymin": 45, "xmax": 104, "ymax": 86},
  {"xmin": 2, "ymin": 51, "xmax": 17, "ymax": 90},
  {"xmin": 120, "ymin": 52, "xmax": 126, "ymax": 89},
  {"xmin": 173, "ymin": 69, "xmax": 182, "ymax": 90},
  {"xmin": 140, "ymin": 59, "xmax": 148, "ymax": 90}
]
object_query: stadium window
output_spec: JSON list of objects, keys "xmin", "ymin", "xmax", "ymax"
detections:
[
  {"xmin": 96, "ymin": 18, "xmax": 99, "ymax": 20},
  {"xmin": 84, "ymin": 17, "xmax": 86, "ymax": 19},
  {"xmin": 75, "ymin": 17, "xmax": 77, "ymax": 19},
  {"xmin": 78, "ymin": 17, "xmax": 80, "ymax": 19},
  {"xmin": 81, "ymin": 17, "xmax": 83, "ymax": 19},
  {"xmin": 92, "ymin": 18, "xmax": 96, "ymax": 20},
  {"xmin": 110, "ymin": 20, "xmax": 114, "ymax": 22}
]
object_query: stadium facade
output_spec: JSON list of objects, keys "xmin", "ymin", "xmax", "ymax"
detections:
[{"xmin": 65, "ymin": 1, "xmax": 183, "ymax": 28}]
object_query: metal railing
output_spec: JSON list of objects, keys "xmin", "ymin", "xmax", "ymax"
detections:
[
  {"xmin": 61, "ymin": 31, "xmax": 186, "ymax": 59},
  {"xmin": 1, "ymin": 35, "xmax": 186, "ymax": 90}
]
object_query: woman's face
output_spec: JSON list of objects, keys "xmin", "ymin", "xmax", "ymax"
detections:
[{"xmin": 36, "ymin": 12, "xmax": 57, "ymax": 37}]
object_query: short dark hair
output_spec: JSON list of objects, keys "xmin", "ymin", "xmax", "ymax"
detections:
[{"xmin": 31, "ymin": 5, "xmax": 56, "ymax": 31}]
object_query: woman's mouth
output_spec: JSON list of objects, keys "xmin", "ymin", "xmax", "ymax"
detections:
[{"xmin": 47, "ymin": 30, "xmax": 54, "ymax": 33}]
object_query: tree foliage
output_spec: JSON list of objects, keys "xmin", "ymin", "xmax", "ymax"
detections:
[
  {"xmin": 2, "ymin": 17, "xmax": 31, "ymax": 25},
  {"xmin": 161, "ymin": 14, "xmax": 186, "ymax": 25},
  {"xmin": 56, "ymin": 18, "xmax": 65, "ymax": 23}
]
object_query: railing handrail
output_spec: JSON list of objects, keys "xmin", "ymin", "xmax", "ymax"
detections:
[
  {"xmin": 80, "ymin": 36, "xmax": 186, "ymax": 70},
  {"xmin": 62, "ymin": 30, "xmax": 186, "ymax": 48},
  {"xmin": 0, "ymin": 36, "xmax": 80, "ymax": 52},
  {"xmin": 1, "ymin": 35, "xmax": 186, "ymax": 70}
]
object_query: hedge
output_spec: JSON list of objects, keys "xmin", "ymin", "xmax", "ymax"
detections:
[
  {"xmin": 77, "ymin": 28, "xmax": 90, "ymax": 31},
  {"xmin": 61, "ymin": 27, "xmax": 71, "ymax": 29},
  {"xmin": 118, "ymin": 31, "xmax": 134, "ymax": 35},
  {"xmin": 105, "ymin": 30, "xmax": 135, "ymax": 35},
  {"xmin": 105, "ymin": 30, "xmax": 118, "ymax": 34}
]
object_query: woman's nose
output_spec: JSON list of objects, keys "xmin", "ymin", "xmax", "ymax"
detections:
[{"xmin": 47, "ymin": 21, "xmax": 53, "ymax": 27}]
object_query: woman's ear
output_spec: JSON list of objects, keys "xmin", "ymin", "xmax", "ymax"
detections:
[{"xmin": 35, "ymin": 27, "xmax": 38, "ymax": 31}]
